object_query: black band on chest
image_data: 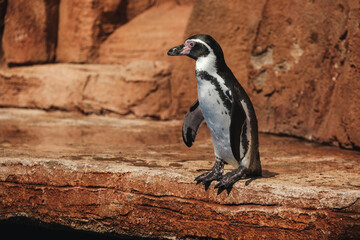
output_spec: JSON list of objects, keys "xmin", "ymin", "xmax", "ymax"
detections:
[{"xmin": 196, "ymin": 70, "xmax": 232, "ymax": 112}]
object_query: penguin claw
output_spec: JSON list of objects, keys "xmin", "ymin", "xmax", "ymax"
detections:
[
  {"xmin": 196, "ymin": 179, "xmax": 211, "ymax": 190},
  {"xmin": 195, "ymin": 179, "xmax": 212, "ymax": 191},
  {"xmin": 214, "ymin": 182, "xmax": 233, "ymax": 195},
  {"xmin": 215, "ymin": 185, "xmax": 226, "ymax": 195},
  {"xmin": 203, "ymin": 181, "xmax": 211, "ymax": 191}
]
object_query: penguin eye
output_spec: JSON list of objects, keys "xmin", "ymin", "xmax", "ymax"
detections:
[{"xmin": 189, "ymin": 42, "xmax": 195, "ymax": 47}]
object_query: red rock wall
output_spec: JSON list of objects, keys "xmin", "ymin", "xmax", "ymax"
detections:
[
  {"xmin": 2, "ymin": 0, "xmax": 59, "ymax": 64},
  {"xmin": 0, "ymin": 0, "xmax": 359, "ymax": 149},
  {"xmin": 56, "ymin": 0, "xmax": 125, "ymax": 63}
]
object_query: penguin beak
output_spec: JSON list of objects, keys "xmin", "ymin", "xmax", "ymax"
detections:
[{"xmin": 167, "ymin": 44, "xmax": 187, "ymax": 56}]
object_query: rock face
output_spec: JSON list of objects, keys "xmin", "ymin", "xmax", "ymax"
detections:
[
  {"xmin": 56, "ymin": 0, "xmax": 124, "ymax": 63},
  {"xmin": 57, "ymin": 0, "xmax": 194, "ymax": 63},
  {"xmin": 0, "ymin": 109, "xmax": 359, "ymax": 239},
  {"xmin": 247, "ymin": 0, "xmax": 360, "ymax": 149},
  {"xmin": 170, "ymin": 0, "xmax": 360, "ymax": 149},
  {"xmin": 97, "ymin": 2, "xmax": 193, "ymax": 65},
  {"xmin": 0, "ymin": 62, "xmax": 172, "ymax": 119},
  {"xmin": 2, "ymin": 0, "xmax": 59, "ymax": 64}
]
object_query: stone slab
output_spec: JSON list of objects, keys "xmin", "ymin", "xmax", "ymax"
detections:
[
  {"xmin": 0, "ymin": 62, "xmax": 171, "ymax": 119},
  {"xmin": 0, "ymin": 109, "xmax": 359, "ymax": 239}
]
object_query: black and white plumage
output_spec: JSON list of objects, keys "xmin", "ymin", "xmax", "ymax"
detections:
[{"xmin": 168, "ymin": 34, "xmax": 261, "ymax": 194}]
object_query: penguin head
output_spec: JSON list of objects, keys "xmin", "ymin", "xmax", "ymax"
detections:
[{"xmin": 167, "ymin": 34, "xmax": 224, "ymax": 61}]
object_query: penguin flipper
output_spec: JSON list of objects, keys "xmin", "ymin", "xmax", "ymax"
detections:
[
  {"xmin": 182, "ymin": 100, "xmax": 204, "ymax": 147},
  {"xmin": 229, "ymin": 94, "xmax": 247, "ymax": 161}
]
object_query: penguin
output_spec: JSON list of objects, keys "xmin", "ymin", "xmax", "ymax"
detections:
[{"xmin": 167, "ymin": 34, "xmax": 262, "ymax": 194}]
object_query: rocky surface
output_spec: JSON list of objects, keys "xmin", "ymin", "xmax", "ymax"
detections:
[
  {"xmin": 57, "ymin": 0, "xmax": 193, "ymax": 63},
  {"xmin": 56, "ymin": 0, "xmax": 124, "ymax": 63},
  {"xmin": 97, "ymin": 2, "xmax": 193, "ymax": 65},
  {"xmin": 0, "ymin": 62, "xmax": 172, "ymax": 119},
  {"xmin": 170, "ymin": 0, "xmax": 360, "ymax": 149},
  {"xmin": 0, "ymin": 109, "xmax": 359, "ymax": 239},
  {"xmin": 2, "ymin": 0, "xmax": 59, "ymax": 64}
]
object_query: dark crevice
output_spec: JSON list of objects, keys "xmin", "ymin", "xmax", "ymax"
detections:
[
  {"xmin": 251, "ymin": 46, "xmax": 272, "ymax": 57},
  {"xmin": 334, "ymin": 198, "xmax": 360, "ymax": 211},
  {"xmin": 90, "ymin": 0, "xmax": 129, "ymax": 61},
  {"xmin": 98, "ymin": 0, "xmax": 128, "ymax": 42},
  {"xmin": 339, "ymin": 29, "xmax": 348, "ymax": 41},
  {"xmin": 264, "ymin": 89, "xmax": 276, "ymax": 97},
  {"xmin": 0, "ymin": 217, "xmax": 159, "ymax": 240},
  {"xmin": 0, "ymin": 105, "xmax": 69, "ymax": 113},
  {"xmin": 44, "ymin": 0, "xmax": 60, "ymax": 62},
  {"xmin": 251, "ymin": 0, "xmax": 270, "ymax": 53},
  {"xmin": 0, "ymin": 0, "xmax": 7, "ymax": 63},
  {"xmin": 261, "ymin": 131, "xmax": 360, "ymax": 152},
  {"xmin": 7, "ymin": 61, "xmax": 53, "ymax": 68}
]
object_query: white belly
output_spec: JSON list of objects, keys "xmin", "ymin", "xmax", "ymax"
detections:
[{"xmin": 197, "ymin": 78, "xmax": 239, "ymax": 168}]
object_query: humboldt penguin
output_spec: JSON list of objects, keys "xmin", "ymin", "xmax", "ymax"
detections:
[{"xmin": 167, "ymin": 34, "xmax": 261, "ymax": 194}]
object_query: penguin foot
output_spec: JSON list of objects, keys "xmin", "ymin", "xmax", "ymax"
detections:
[
  {"xmin": 214, "ymin": 166, "xmax": 248, "ymax": 195},
  {"xmin": 194, "ymin": 160, "xmax": 224, "ymax": 191}
]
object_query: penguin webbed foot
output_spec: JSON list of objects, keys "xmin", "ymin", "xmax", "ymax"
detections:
[
  {"xmin": 214, "ymin": 166, "xmax": 248, "ymax": 195},
  {"xmin": 194, "ymin": 160, "xmax": 224, "ymax": 191}
]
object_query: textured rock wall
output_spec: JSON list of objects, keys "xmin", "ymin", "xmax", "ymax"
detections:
[
  {"xmin": 170, "ymin": 0, "xmax": 360, "ymax": 149},
  {"xmin": 0, "ymin": 0, "xmax": 359, "ymax": 149},
  {"xmin": 97, "ymin": 2, "xmax": 193, "ymax": 65},
  {"xmin": 56, "ymin": 0, "xmax": 124, "ymax": 63},
  {"xmin": 2, "ymin": 0, "xmax": 59, "ymax": 65},
  {"xmin": 57, "ymin": 0, "xmax": 193, "ymax": 63},
  {"xmin": 1, "ymin": 0, "xmax": 193, "ymax": 64}
]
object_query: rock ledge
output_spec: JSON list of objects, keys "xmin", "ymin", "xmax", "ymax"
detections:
[{"xmin": 0, "ymin": 109, "xmax": 359, "ymax": 239}]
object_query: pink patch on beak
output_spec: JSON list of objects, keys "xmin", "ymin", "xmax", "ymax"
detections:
[{"xmin": 181, "ymin": 41, "xmax": 193, "ymax": 55}]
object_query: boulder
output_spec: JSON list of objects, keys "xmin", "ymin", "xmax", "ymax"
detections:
[
  {"xmin": 1, "ymin": 0, "xmax": 59, "ymax": 65},
  {"xmin": 0, "ymin": 62, "xmax": 172, "ymax": 119},
  {"xmin": 170, "ymin": 0, "xmax": 360, "ymax": 149}
]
